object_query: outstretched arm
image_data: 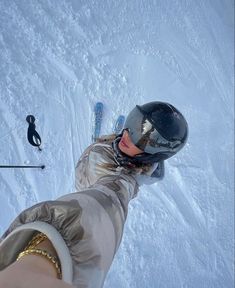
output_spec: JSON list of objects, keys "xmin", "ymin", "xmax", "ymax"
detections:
[{"xmin": 0, "ymin": 142, "xmax": 138, "ymax": 288}]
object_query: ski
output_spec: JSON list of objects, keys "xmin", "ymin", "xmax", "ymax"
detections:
[
  {"xmin": 92, "ymin": 102, "xmax": 104, "ymax": 142},
  {"xmin": 113, "ymin": 115, "xmax": 125, "ymax": 134}
]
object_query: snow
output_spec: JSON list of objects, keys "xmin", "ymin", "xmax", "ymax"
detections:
[{"xmin": 0, "ymin": 0, "xmax": 234, "ymax": 287}]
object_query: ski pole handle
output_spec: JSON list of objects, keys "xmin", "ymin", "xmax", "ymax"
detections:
[{"xmin": 26, "ymin": 115, "xmax": 42, "ymax": 149}]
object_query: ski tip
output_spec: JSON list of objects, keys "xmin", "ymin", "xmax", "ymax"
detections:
[
  {"xmin": 114, "ymin": 115, "xmax": 126, "ymax": 134},
  {"xmin": 94, "ymin": 102, "xmax": 104, "ymax": 110},
  {"xmin": 41, "ymin": 165, "xmax": 46, "ymax": 169}
]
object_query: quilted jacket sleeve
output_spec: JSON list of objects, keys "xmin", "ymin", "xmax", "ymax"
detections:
[{"xmin": 0, "ymin": 142, "xmax": 139, "ymax": 288}]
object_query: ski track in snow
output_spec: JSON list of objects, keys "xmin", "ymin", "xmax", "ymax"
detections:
[{"xmin": 0, "ymin": 0, "xmax": 234, "ymax": 287}]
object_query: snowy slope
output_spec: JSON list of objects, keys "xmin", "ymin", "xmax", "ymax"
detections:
[{"xmin": 0, "ymin": 0, "xmax": 234, "ymax": 287}]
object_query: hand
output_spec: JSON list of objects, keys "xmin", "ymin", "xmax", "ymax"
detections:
[{"xmin": 0, "ymin": 262, "xmax": 75, "ymax": 288}]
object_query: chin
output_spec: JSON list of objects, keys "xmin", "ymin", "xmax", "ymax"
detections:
[{"xmin": 119, "ymin": 144, "xmax": 128, "ymax": 155}]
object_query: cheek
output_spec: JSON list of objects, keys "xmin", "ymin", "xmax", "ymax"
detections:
[{"xmin": 125, "ymin": 134, "xmax": 134, "ymax": 146}]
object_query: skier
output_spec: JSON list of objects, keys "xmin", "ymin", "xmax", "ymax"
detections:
[{"xmin": 0, "ymin": 101, "xmax": 188, "ymax": 288}]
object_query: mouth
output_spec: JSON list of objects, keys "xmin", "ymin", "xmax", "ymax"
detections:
[{"xmin": 120, "ymin": 138, "xmax": 129, "ymax": 148}]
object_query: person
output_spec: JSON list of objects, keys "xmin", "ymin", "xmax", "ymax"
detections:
[{"xmin": 0, "ymin": 101, "xmax": 188, "ymax": 288}]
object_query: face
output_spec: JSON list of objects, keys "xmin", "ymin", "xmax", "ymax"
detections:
[{"xmin": 118, "ymin": 130, "xmax": 144, "ymax": 157}]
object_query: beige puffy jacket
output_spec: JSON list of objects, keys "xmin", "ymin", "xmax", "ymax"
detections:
[{"xmin": 0, "ymin": 142, "xmax": 139, "ymax": 288}]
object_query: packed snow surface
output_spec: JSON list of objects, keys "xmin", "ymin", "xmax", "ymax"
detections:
[{"xmin": 0, "ymin": 0, "xmax": 234, "ymax": 287}]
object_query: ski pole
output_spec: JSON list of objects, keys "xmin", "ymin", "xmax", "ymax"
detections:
[{"xmin": 0, "ymin": 165, "xmax": 45, "ymax": 169}]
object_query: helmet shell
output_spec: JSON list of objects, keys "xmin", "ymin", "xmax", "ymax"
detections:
[{"xmin": 124, "ymin": 101, "xmax": 188, "ymax": 162}]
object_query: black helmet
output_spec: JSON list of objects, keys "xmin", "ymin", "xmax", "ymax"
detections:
[{"xmin": 123, "ymin": 101, "xmax": 188, "ymax": 164}]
